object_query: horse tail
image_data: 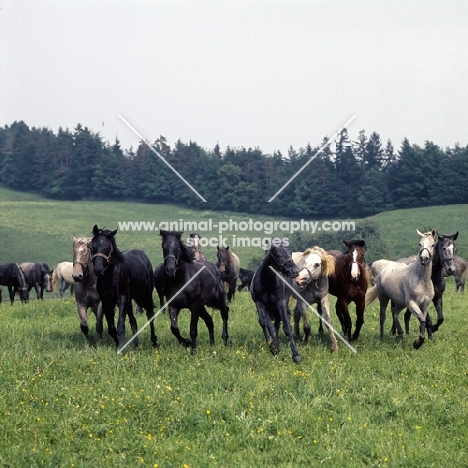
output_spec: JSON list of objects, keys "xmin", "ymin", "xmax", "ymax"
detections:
[
  {"xmin": 51, "ymin": 268, "xmax": 58, "ymax": 292},
  {"xmin": 365, "ymin": 284, "xmax": 378, "ymax": 307}
]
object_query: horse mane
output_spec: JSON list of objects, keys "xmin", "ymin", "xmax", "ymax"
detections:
[{"xmin": 301, "ymin": 246, "xmax": 335, "ymax": 277}]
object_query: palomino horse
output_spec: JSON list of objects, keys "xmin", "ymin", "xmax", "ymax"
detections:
[
  {"xmin": 72, "ymin": 236, "xmax": 103, "ymax": 343},
  {"xmin": 0, "ymin": 263, "xmax": 29, "ymax": 304},
  {"xmin": 291, "ymin": 247, "xmax": 337, "ymax": 351},
  {"xmin": 366, "ymin": 230, "xmax": 436, "ymax": 349},
  {"xmin": 444, "ymin": 254, "xmax": 467, "ymax": 293},
  {"xmin": 216, "ymin": 246, "xmax": 241, "ymax": 301},
  {"xmin": 328, "ymin": 240, "xmax": 370, "ymax": 341},
  {"xmin": 91, "ymin": 225, "xmax": 158, "ymax": 351},
  {"xmin": 394, "ymin": 231, "xmax": 458, "ymax": 336},
  {"xmin": 19, "ymin": 262, "xmax": 52, "ymax": 300},
  {"xmin": 250, "ymin": 241, "xmax": 301, "ymax": 362},
  {"xmin": 52, "ymin": 262, "xmax": 75, "ymax": 299},
  {"xmin": 160, "ymin": 230, "xmax": 229, "ymax": 354},
  {"xmin": 187, "ymin": 233, "xmax": 207, "ymax": 261}
]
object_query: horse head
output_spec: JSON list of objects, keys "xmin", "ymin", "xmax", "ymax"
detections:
[
  {"xmin": 91, "ymin": 225, "xmax": 118, "ymax": 276},
  {"xmin": 41, "ymin": 263, "xmax": 53, "ymax": 292},
  {"xmin": 160, "ymin": 230, "xmax": 192, "ymax": 277},
  {"xmin": 436, "ymin": 231, "xmax": 459, "ymax": 275},
  {"xmin": 295, "ymin": 247, "xmax": 335, "ymax": 289},
  {"xmin": 269, "ymin": 240, "xmax": 299, "ymax": 278},
  {"xmin": 343, "ymin": 240, "xmax": 366, "ymax": 282},
  {"xmin": 72, "ymin": 235, "xmax": 93, "ymax": 282},
  {"xmin": 216, "ymin": 246, "xmax": 230, "ymax": 273},
  {"xmin": 416, "ymin": 229, "xmax": 436, "ymax": 266}
]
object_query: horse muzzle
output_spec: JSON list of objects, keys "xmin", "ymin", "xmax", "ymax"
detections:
[{"xmin": 72, "ymin": 273, "xmax": 84, "ymax": 282}]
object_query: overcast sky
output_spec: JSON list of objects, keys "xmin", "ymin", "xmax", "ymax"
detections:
[{"xmin": 1, "ymin": 0, "xmax": 467, "ymax": 155}]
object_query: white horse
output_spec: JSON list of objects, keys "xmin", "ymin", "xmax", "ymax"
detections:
[
  {"xmin": 291, "ymin": 247, "xmax": 337, "ymax": 351},
  {"xmin": 52, "ymin": 261, "xmax": 75, "ymax": 299},
  {"xmin": 366, "ymin": 229, "xmax": 436, "ymax": 349}
]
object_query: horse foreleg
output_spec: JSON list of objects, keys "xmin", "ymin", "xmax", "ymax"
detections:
[
  {"xmin": 7, "ymin": 286, "xmax": 14, "ymax": 305},
  {"xmin": 293, "ymin": 301, "xmax": 304, "ymax": 341},
  {"xmin": 336, "ymin": 298, "xmax": 352, "ymax": 341},
  {"xmin": 169, "ymin": 307, "xmax": 191, "ymax": 347},
  {"xmin": 76, "ymin": 303, "xmax": 90, "ymax": 340},
  {"xmin": 352, "ymin": 297, "xmax": 365, "ymax": 341},
  {"xmin": 189, "ymin": 310, "xmax": 200, "ymax": 355},
  {"xmin": 126, "ymin": 302, "xmax": 139, "ymax": 349},
  {"xmin": 320, "ymin": 296, "xmax": 337, "ymax": 352},
  {"xmin": 116, "ymin": 296, "xmax": 131, "ymax": 351},
  {"xmin": 280, "ymin": 305, "xmax": 301, "ymax": 363},
  {"xmin": 227, "ymin": 278, "xmax": 236, "ymax": 302},
  {"xmin": 390, "ymin": 303, "xmax": 405, "ymax": 340},
  {"xmin": 407, "ymin": 300, "xmax": 427, "ymax": 349},
  {"xmin": 430, "ymin": 294, "xmax": 443, "ymax": 333},
  {"xmin": 256, "ymin": 303, "xmax": 278, "ymax": 355},
  {"xmin": 144, "ymin": 305, "xmax": 158, "ymax": 348},
  {"xmin": 103, "ymin": 302, "xmax": 118, "ymax": 347},
  {"xmin": 95, "ymin": 301, "xmax": 104, "ymax": 344}
]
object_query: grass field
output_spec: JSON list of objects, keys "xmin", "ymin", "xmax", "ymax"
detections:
[{"xmin": 1, "ymin": 187, "xmax": 468, "ymax": 467}]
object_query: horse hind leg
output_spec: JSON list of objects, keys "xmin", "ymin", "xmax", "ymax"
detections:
[
  {"xmin": 281, "ymin": 311, "xmax": 301, "ymax": 363},
  {"xmin": 351, "ymin": 298, "xmax": 365, "ymax": 341},
  {"xmin": 198, "ymin": 306, "xmax": 215, "ymax": 346}
]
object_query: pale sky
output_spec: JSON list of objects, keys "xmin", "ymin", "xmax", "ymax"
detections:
[{"xmin": 1, "ymin": 0, "xmax": 467, "ymax": 154}]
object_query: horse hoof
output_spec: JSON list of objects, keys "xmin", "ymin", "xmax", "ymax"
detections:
[
  {"xmin": 292, "ymin": 354, "xmax": 302, "ymax": 363},
  {"xmin": 413, "ymin": 337, "xmax": 425, "ymax": 349},
  {"xmin": 191, "ymin": 349, "xmax": 197, "ymax": 356}
]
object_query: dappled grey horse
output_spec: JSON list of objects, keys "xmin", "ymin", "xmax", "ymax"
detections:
[{"xmin": 366, "ymin": 230, "xmax": 436, "ymax": 349}]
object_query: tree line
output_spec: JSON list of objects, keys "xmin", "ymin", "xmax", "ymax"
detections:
[{"xmin": 1, "ymin": 120, "xmax": 467, "ymax": 218}]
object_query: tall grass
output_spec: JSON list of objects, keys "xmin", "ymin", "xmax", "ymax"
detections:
[{"xmin": 1, "ymin": 283, "xmax": 467, "ymax": 467}]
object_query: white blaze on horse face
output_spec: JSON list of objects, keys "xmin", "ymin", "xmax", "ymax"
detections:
[{"xmin": 351, "ymin": 250, "xmax": 360, "ymax": 279}]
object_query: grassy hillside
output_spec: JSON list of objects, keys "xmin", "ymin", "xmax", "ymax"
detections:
[{"xmin": 1, "ymin": 186, "xmax": 467, "ymax": 270}]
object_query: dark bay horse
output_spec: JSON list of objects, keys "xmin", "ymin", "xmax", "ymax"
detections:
[
  {"xmin": 237, "ymin": 267, "xmax": 255, "ymax": 292},
  {"xmin": 0, "ymin": 263, "xmax": 29, "ymax": 304},
  {"xmin": 250, "ymin": 241, "xmax": 301, "ymax": 362},
  {"xmin": 72, "ymin": 236, "xmax": 103, "ymax": 343},
  {"xmin": 444, "ymin": 254, "xmax": 467, "ymax": 293},
  {"xmin": 366, "ymin": 230, "xmax": 436, "ymax": 349},
  {"xmin": 18, "ymin": 262, "xmax": 52, "ymax": 300},
  {"xmin": 216, "ymin": 246, "xmax": 240, "ymax": 301},
  {"xmin": 291, "ymin": 247, "xmax": 338, "ymax": 351},
  {"xmin": 160, "ymin": 230, "xmax": 229, "ymax": 355},
  {"xmin": 327, "ymin": 240, "xmax": 370, "ymax": 342},
  {"xmin": 187, "ymin": 233, "xmax": 207, "ymax": 261},
  {"xmin": 91, "ymin": 225, "xmax": 158, "ymax": 351},
  {"xmin": 395, "ymin": 231, "xmax": 458, "ymax": 336}
]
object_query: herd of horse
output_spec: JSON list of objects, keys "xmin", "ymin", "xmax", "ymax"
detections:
[{"xmin": 0, "ymin": 226, "xmax": 466, "ymax": 362}]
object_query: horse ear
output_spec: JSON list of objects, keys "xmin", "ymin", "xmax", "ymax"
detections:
[
  {"xmin": 416, "ymin": 229, "xmax": 423, "ymax": 237},
  {"xmin": 111, "ymin": 229, "xmax": 118, "ymax": 237},
  {"xmin": 226, "ymin": 246, "xmax": 230, "ymax": 251},
  {"xmin": 454, "ymin": 231, "xmax": 459, "ymax": 240},
  {"xmin": 93, "ymin": 225, "xmax": 100, "ymax": 235},
  {"xmin": 175, "ymin": 231, "xmax": 183, "ymax": 238},
  {"xmin": 72, "ymin": 234, "xmax": 77, "ymax": 242},
  {"xmin": 160, "ymin": 229, "xmax": 167, "ymax": 237},
  {"xmin": 431, "ymin": 229, "xmax": 436, "ymax": 238},
  {"xmin": 217, "ymin": 246, "xmax": 220, "ymax": 250},
  {"xmin": 358, "ymin": 240, "xmax": 366, "ymax": 248},
  {"xmin": 343, "ymin": 240, "xmax": 350, "ymax": 247}
]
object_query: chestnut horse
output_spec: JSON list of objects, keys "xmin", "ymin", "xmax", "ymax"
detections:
[{"xmin": 327, "ymin": 240, "xmax": 370, "ymax": 342}]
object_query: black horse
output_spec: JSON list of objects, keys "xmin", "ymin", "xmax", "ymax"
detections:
[
  {"xmin": 249, "ymin": 241, "xmax": 301, "ymax": 362},
  {"xmin": 153, "ymin": 262, "xmax": 167, "ymax": 308},
  {"xmin": 91, "ymin": 225, "xmax": 158, "ymax": 351},
  {"xmin": 237, "ymin": 267, "xmax": 255, "ymax": 292},
  {"xmin": 0, "ymin": 263, "xmax": 29, "ymax": 304},
  {"xmin": 18, "ymin": 262, "xmax": 53, "ymax": 300},
  {"xmin": 160, "ymin": 230, "xmax": 229, "ymax": 355}
]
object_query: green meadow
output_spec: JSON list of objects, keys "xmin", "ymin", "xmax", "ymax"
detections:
[{"xmin": 1, "ymin": 187, "xmax": 468, "ymax": 467}]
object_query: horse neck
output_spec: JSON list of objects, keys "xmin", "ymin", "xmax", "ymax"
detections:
[
  {"xmin": 413, "ymin": 254, "xmax": 433, "ymax": 280},
  {"xmin": 431, "ymin": 241, "xmax": 443, "ymax": 281}
]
